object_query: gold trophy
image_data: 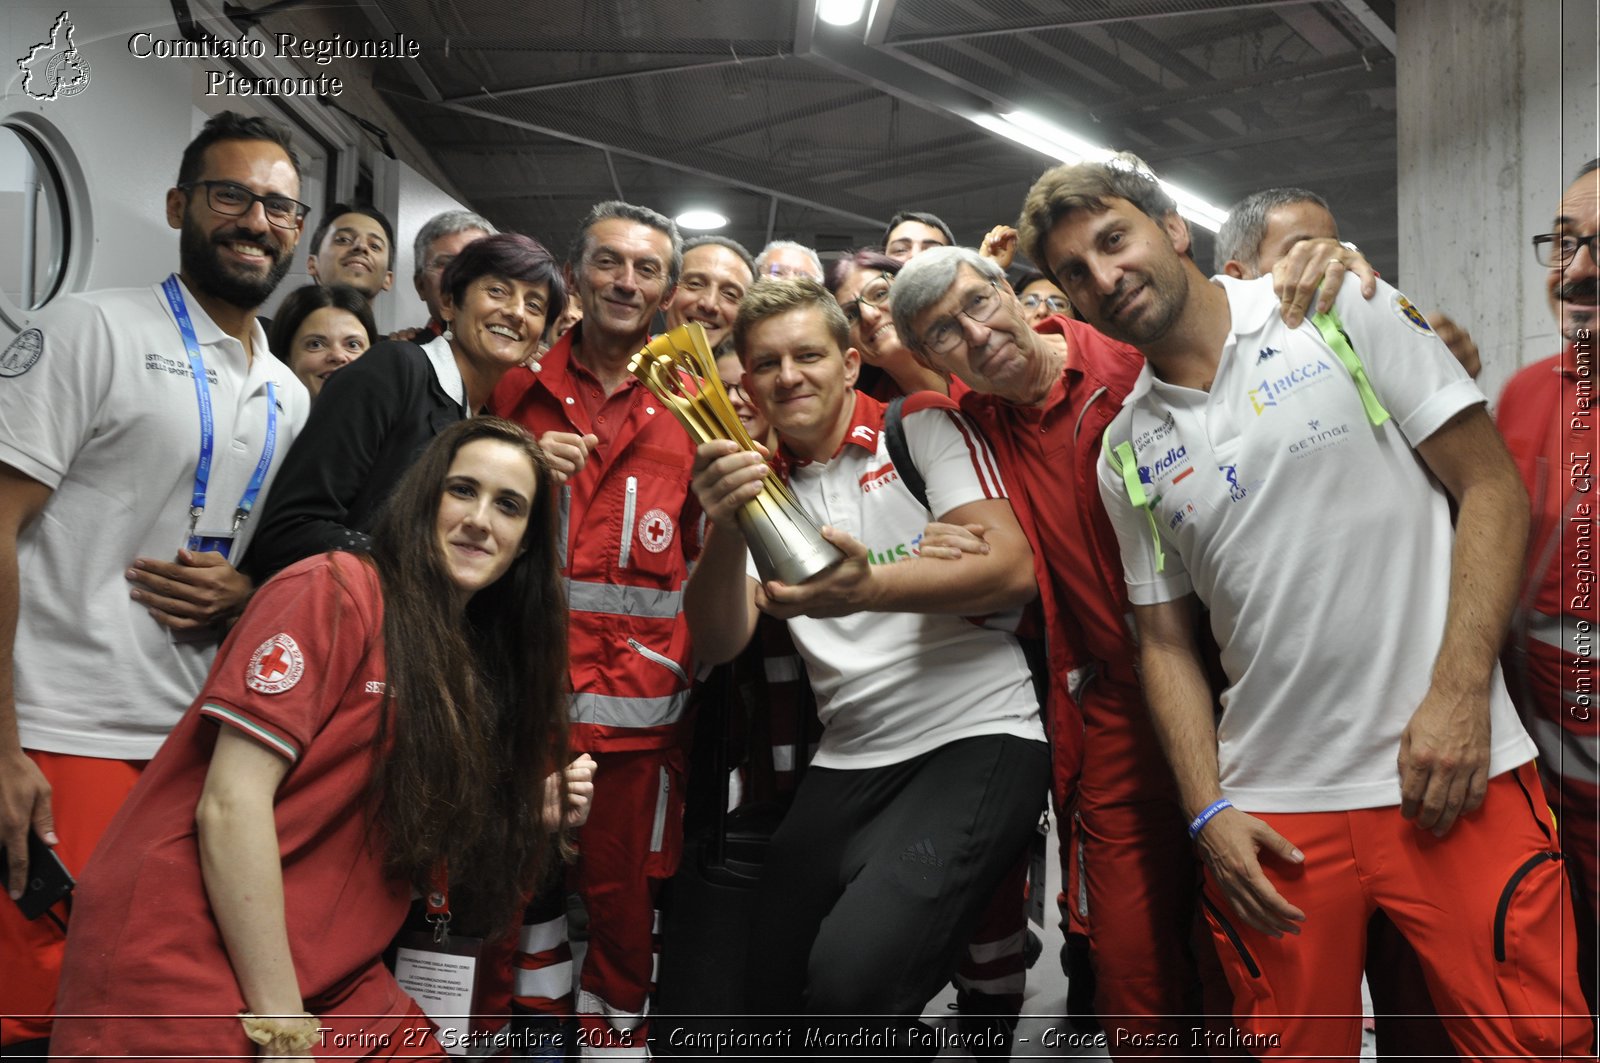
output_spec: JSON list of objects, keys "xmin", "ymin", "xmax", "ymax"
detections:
[{"xmin": 627, "ymin": 323, "xmax": 844, "ymax": 584}]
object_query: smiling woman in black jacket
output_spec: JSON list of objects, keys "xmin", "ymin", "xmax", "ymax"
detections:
[{"xmin": 244, "ymin": 232, "xmax": 565, "ymax": 580}]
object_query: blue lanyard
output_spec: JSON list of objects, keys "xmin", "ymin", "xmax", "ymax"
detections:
[{"xmin": 161, "ymin": 275, "xmax": 279, "ymax": 539}]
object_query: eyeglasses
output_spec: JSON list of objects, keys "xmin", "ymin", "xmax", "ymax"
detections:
[
  {"xmin": 1020, "ymin": 293, "xmax": 1070, "ymax": 314},
  {"xmin": 1533, "ymin": 232, "xmax": 1600, "ymax": 268},
  {"xmin": 180, "ymin": 180, "xmax": 309, "ymax": 229},
  {"xmin": 839, "ymin": 272, "xmax": 894, "ymax": 326},
  {"xmin": 762, "ymin": 263, "xmax": 815, "ymax": 279},
  {"xmin": 720, "ymin": 379, "xmax": 748, "ymax": 402},
  {"xmin": 919, "ymin": 281, "xmax": 1005, "ymax": 356}
]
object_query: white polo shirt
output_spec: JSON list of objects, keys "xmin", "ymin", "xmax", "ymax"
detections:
[
  {"xmin": 754, "ymin": 390, "xmax": 1045, "ymax": 770},
  {"xmin": 0, "ymin": 279, "xmax": 310, "ymax": 759},
  {"xmin": 1097, "ymin": 275, "xmax": 1534, "ymax": 812}
]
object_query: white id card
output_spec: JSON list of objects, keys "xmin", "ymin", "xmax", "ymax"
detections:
[{"xmin": 393, "ymin": 933, "xmax": 483, "ymax": 1056}]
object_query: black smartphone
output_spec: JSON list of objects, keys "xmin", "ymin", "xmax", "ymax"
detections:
[{"xmin": 1, "ymin": 831, "xmax": 74, "ymax": 920}]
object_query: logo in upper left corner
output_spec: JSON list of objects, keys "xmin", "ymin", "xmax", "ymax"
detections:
[
  {"xmin": 17, "ymin": 12, "xmax": 92, "ymax": 102},
  {"xmin": 246, "ymin": 633, "xmax": 305, "ymax": 695}
]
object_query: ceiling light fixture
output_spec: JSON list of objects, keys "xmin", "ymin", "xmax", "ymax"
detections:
[
  {"xmin": 675, "ymin": 209, "xmax": 728, "ymax": 231},
  {"xmin": 817, "ymin": 0, "xmax": 868, "ymax": 27},
  {"xmin": 972, "ymin": 110, "xmax": 1229, "ymax": 234}
]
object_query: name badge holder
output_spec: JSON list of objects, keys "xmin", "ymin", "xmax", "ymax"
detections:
[
  {"xmin": 391, "ymin": 864, "xmax": 488, "ymax": 1057},
  {"xmin": 161, "ymin": 275, "xmax": 279, "ymax": 562}
]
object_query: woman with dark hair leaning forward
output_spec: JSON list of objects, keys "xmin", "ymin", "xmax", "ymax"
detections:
[
  {"xmin": 50, "ymin": 419, "xmax": 593, "ymax": 1060},
  {"xmin": 244, "ymin": 232, "xmax": 566, "ymax": 581}
]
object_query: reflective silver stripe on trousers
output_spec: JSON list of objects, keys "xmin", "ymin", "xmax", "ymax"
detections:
[
  {"xmin": 571, "ymin": 690, "xmax": 689, "ymax": 728},
  {"xmin": 514, "ymin": 960, "xmax": 574, "ymax": 1001},
  {"xmin": 1527, "ymin": 611, "xmax": 1599, "ymax": 659},
  {"xmin": 518, "ymin": 914, "xmax": 567, "ymax": 955},
  {"xmin": 965, "ymin": 928, "xmax": 1026, "ymax": 965},
  {"xmin": 567, "ymin": 580, "xmax": 682, "ymax": 619},
  {"xmin": 1527, "ymin": 713, "xmax": 1600, "ymax": 786},
  {"xmin": 577, "ymin": 987, "xmax": 648, "ymax": 1030}
]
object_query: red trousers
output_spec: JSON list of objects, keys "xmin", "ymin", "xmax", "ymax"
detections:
[
  {"xmin": 1077, "ymin": 679, "xmax": 1217, "ymax": 1054},
  {"xmin": 571, "ymin": 747, "xmax": 685, "ymax": 1059},
  {"xmin": 1202, "ymin": 763, "xmax": 1594, "ymax": 1059},
  {"xmin": 0, "ymin": 750, "xmax": 143, "ymax": 1046}
]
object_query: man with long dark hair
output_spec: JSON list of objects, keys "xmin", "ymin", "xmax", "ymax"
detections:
[{"xmin": 0, "ymin": 110, "xmax": 311, "ymax": 1054}]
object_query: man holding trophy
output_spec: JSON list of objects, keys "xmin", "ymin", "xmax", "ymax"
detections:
[{"xmin": 672, "ymin": 277, "xmax": 1050, "ymax": 1042}]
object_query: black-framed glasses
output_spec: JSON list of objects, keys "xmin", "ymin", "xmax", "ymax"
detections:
[
  {"xmin": 839, "ymin": 272, "xmax": 894, "ymax": 326},
  {"xmin": 1533, "ymin": 232, "xmax": 1600, "ymax": 268},
  {"xmin": 179, "ymin": 180, "xmax": 309, "ymax": 229},
  {"xmin": 720, "ymin": 379, "xmax": 748, "ymax": 402},
  {"xmin": 920, "ymin": 280, "xmax": 1004, "ymax": 356},
  {"xmin": 1020, "ymin": 293, "xmax": 1070, "ymax": 313}
]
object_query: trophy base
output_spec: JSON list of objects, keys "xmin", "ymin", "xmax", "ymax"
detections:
[{"xmin": 738, "ymin": 510, "xmax": 846, "ymax": 585}]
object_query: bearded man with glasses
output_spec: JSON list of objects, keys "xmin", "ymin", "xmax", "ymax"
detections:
[
  {"xmin": 0, "ymin": 110, "xmax": 311, "ymax": 1056},
  {"xmin": 1497, "ymin": 157, "xmax": 1600, "ymax": 1018}
]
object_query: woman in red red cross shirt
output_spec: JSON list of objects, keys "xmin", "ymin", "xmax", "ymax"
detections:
[{"xmin": 52, "ymin": 418, "xmax": 591, "ymax": 1061}]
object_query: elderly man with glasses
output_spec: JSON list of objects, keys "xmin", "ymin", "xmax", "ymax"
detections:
[
  {"xmin": 891, "ymin": 245, "xmax": 1210, "ymax": 1055},
  {"xmin": 1496, "ymin": 157, "xmax": 1600, "ymax": 1017}
]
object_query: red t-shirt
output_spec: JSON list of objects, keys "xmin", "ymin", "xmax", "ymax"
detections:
[
  {"xmin": 1497, "ymin": 346, "xmax": 1596, "ymax": 619},
  {"xmin": 966, "ymin": 317, "xmax": 1146, "ymax": 685},
  {"xmin": 53, "ymin": 552, "xmax": 413, "ymax": 1059}
]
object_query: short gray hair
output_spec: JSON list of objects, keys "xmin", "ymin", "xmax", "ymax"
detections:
[
  {"xmin": 754, "ymin": 240, "xmax": 825, "ymax": 282},
  {"xmin": 1213, "ymin": 187, "xmax": 1331, "ymax": 275},
  {"xmin": 890, "ymin": 246, "xmax": 1005, "ymax": 359},
  {"xmin": 412, "ymin": 209, "xmax": 497, "ymax": 281},
  {"xmin": 568, "ymin": 200, "xmax": 683, "ymax": 285},
  {"xmin": 683, "ymin": 234, "xmax": 755, "ymax": 278}
]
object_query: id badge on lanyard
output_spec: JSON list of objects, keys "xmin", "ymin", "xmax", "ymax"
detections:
[
  {"xmin": 161, "ymin": 276, "xmax": 279, "ymax": 562},
  {"xmin": 391, "ymin": 864, "xmax": 487, "ymax": 1056}
]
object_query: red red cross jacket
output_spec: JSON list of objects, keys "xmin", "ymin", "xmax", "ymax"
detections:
[{"xmin": 489, "ymin": 329, "xmax": 702, "ymax": 752}]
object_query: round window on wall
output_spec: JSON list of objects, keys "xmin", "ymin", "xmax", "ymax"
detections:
[{"xmin": 0, "ymin": 122, "xmax": 71, "ymax": 327}]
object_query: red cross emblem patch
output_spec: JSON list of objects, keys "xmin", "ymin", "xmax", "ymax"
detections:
[
  {"xmin": 638, "ymin": 507, "xmax": 674, "ymax": 554},
  {"xmin": 246, "ymin": 633, "xmax": 305, "ymax": 695}
]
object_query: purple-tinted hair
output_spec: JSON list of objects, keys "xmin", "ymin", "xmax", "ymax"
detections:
[{"xmin": 824, "ymin": 248, "xmax": 902, "ymax": 297}]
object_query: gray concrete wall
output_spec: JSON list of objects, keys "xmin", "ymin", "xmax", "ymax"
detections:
[{"xmin": 1397, "ymin": 0, "xmax": 1599, "ymax": 402}]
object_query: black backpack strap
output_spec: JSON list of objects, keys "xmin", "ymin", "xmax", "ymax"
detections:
[{"xmin": 884, "ymin": 396, "xmax": 930, "ymax": 511}]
